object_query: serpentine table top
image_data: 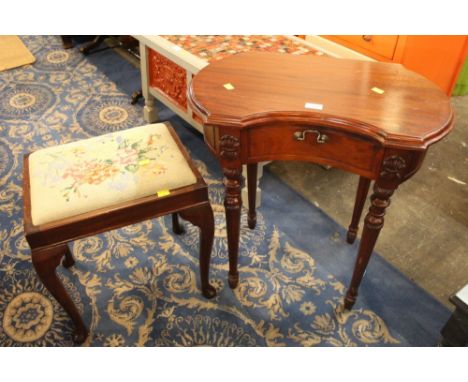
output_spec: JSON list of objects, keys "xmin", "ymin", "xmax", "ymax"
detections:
[{"xmin": 189, "ymin": 52, "xmax": 453, "ymax": 150}]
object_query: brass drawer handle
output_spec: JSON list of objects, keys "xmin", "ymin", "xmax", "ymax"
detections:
[
  {"xmin": 362, "ymin": 35, "xmax": 372, "ymax": 42},
  {"xmin": 294, "ymin": 130, "xmax": 329, "ymax": 144}
]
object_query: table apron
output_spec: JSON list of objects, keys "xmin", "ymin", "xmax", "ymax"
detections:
[{"xmin": 204, "ymin": 125, "xmax": 427, "ymax": 183}]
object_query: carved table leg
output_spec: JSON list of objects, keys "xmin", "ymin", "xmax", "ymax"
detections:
[
  {"xmin": 247, "ymin": 163, "xmax": 258, "ymax": 230},
  {"xmin": 62, "ymin": 244, "xmax": 75, "ymax": 269},
  {"xmin": 31, "ymin": 244, "xmax": 88, "ymax": 343},
  {"xmin": 347, "ymin": 176, "xmax": 371, "ymax": 244},
  {"xmin": 223, "ymin": 166, "xmax": 243, "ymax": 288},
  {"xmin": 344, "ymin": 182, "xmax": 395, "ymax": 310},
  {"xmin": 179, "ymin": 203, "xmax": 216, "ymax": 298},
  {"xmin": 171, "ymin": 212, "xmax": 185, "ymax": 235}
]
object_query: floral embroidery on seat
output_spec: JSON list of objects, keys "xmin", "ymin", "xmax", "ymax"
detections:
[
  {"xmin": 29, "ymin": 123, "xmax": 197, "ymax": 225},
  {"xmin": 44, "ymin": 133, "xmax": 169, "ymax": 202},
  {"xmin": 62, "ymin": 160, "xmax": 120, "ymax": 201}
]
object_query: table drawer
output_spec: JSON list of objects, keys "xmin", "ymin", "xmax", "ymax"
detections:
[
  {"xmin": 247, "ymin": 124, "xmax": 382, "ymax": 176},
  {"xmin": 323, "ymin": 35, "xmax": 399, "ymax": 60}
]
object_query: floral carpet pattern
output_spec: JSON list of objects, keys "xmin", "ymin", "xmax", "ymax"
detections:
[{"xmin": 0, "ymin": 36, "xmax": 449, "ymax": 346}]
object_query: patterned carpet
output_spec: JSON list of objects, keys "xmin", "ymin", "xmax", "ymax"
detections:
[{"xmin": 0, "ymin": 36, "xmax": 450, "ymax": 346}]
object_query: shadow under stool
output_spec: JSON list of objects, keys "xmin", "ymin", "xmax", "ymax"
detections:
[{"xmin": 23, "ymin": 122, "xmax": 216, "ymax": 344}]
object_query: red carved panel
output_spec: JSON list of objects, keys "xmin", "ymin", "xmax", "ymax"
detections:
[{"xmin": 148, "ymin": 49, "xmax": 187, "ymax": 109}]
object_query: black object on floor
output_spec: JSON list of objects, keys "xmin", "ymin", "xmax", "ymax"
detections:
[{"xmin": 440, "ymin": 285, "xmax": 468, "ymax": 346}]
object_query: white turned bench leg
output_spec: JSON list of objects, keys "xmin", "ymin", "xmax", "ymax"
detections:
[{"xmin": 140, "ymin": 42, "xmax": 160, "ymax": 123}]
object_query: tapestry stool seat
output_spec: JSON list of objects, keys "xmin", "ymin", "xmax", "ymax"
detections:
[{"xmin": 23, "ymin": 122, "xmax": 216, "ymax": 344}]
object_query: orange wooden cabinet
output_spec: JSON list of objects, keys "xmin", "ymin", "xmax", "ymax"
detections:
[{"xmin": 321, "ymin": 35, "xmax": 468, "ymax": 95}]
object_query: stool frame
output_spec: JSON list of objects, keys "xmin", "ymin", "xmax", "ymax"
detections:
[{"xmin": 23, "ymin": 123, "xmax": 216, "ymax": 344}]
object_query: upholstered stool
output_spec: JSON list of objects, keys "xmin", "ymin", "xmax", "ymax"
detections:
[{"xmin": 23, "ymin": 122, "xmax": 216, "ymax": 344}]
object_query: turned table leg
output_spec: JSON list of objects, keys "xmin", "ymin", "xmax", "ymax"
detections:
[
  {"xmin": 179, "ymin": 203, "xmax": 216, "ymax": 298},
  {"xmin": 247, "ymin": 163, "xmax": 258, "ymax": 229},
  {"xmin": 31, "ymin": 244, "xmax": 88, "ymax": 343},
  {"xmin": 223, "ymin": 166, "xmax": 243, "ymax": 288},
  {"xmin": 344, "ymin": 182, "xmax": 396, "ymax": 310},
  {"xmin": 347, "ymin": 176, "xmax": 371, "ymax": 244}
]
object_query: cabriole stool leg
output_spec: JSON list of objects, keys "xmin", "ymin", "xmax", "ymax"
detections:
[{"xmin": 31, "ymin": 244, "xmax": 88, "ymax": 344}]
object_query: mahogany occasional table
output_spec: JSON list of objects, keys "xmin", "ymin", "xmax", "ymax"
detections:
[{"xmin": 188, "ymin": 52, "xmax": 454, "ymax": 309}]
